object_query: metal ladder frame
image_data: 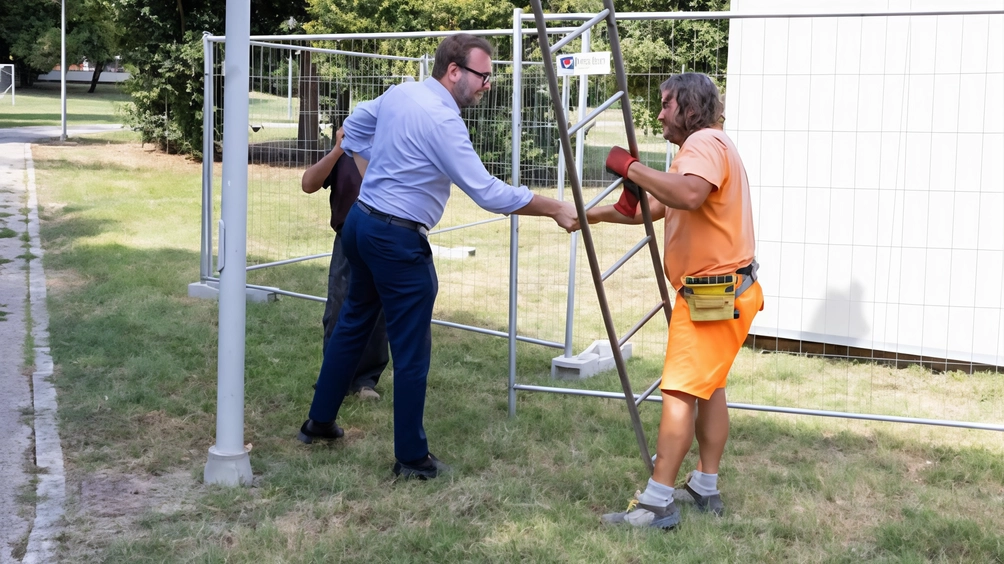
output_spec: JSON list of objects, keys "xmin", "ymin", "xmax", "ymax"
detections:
[{"xmin": 528, "ymin": 0, "xmax": 674, "ymax": 473}]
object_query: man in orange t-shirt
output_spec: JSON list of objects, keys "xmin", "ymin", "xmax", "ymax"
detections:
[{"xmin": 580, "ymin": 73, "xmax": 763, "ymax": 529}]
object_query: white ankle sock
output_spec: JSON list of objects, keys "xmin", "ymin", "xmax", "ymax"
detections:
[
  {"xmin": 637, "ymin": 478, "xmax": 674, "ymax": 507},
  {"xmin": 689, "ymin": 470, "xmax": 719, "ymax": 496}
]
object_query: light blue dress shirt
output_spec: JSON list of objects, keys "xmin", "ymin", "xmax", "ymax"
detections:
[{"xmin": 340, "ymin": 78, "xmax": 533, "ymax": 229}]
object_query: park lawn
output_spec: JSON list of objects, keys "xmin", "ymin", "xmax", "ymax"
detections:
[
  {"xmin": 27, "ymin": 133, "xmax": 1004, "ymax": 562},
  {"xmin": 0, "ymin": 81, "xmax": 130, "ymax": 128}
]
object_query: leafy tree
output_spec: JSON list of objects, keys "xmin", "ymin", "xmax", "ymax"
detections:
[
  {"xmin": 302, "ymin": 0, "xmax": 729, "ymax": 180},
  {"xmin": 25, "ymin": 0, "xmax": 124, "ymax": 92},
  {"xmin": 0, "ymin": 0, "xmax": 124, "ymax": 91},
  {"xmin": 305, "ymin": 0, "xmax": 517, "ymax": 37},
  {"xmin": 0, "ymin": 0, "xmax": 59, "ymax": 87},
  {"xmin": 116, "ymin": 0, "xmax": 308, "ymax": 156}
]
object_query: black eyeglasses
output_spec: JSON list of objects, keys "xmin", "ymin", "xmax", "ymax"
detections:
[{"xmin": 457, "ymin": 64, "xmax": 492, "ymax": 86}]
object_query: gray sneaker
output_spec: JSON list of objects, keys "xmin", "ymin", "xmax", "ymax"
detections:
[
  {"xmin": 357, "ymin": 387, "xmax": 380, "ymax": 400},
  {"xmin": 673, "ymin": 483, "xmax": 725, "ymax": 516},
  {"xmin": 601, "ymin": 492, "xmax": 680, "ymax": 530}
]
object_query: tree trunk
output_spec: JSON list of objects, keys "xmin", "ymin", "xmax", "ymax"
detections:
[
  {"xmin": 296, "ymin": 51, "xmax": 319, "ymax": 165},
  {"xmin": 16, "ymin": 62, "xmax": 35, "ymax": 87},
  {"xmin": 87, "ymin": 61, "xmax": 105, "ymax": 93}
]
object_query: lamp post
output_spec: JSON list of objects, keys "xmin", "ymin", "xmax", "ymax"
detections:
[
  {"xmin": 204, "ymin": 0, "xmax": 253, "ymax": 487},
  {"xmin": 60, "ymin": 0, "xmax": 66, "ymax": 141}
]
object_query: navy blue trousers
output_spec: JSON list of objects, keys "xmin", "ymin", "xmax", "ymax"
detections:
[
  {"xmin": 322, "ymin": 233, "xmax": 388, "ymax": 392},
  {"xmin": 308, "ymin": 203, "xmax": 437, "ymax": 463}
]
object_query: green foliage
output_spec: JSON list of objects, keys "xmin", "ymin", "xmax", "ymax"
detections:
[
  {"xmin": 0, "ymin": 0, "xmax": 60, "ymax": 86},
  {"xmin": 305, "ymin": 0, "xmax": 518, "ymax": 36},
  {"xmin": 113, "ymin": 0, "xmax": 307, "ymax": 158},
  {"xmin": 121, "ymin": 32, "xmax": 206, "ymax": 156},
  {"xmin": 0, "ymin": 0, "xmax": 123, "ymax": 89}
]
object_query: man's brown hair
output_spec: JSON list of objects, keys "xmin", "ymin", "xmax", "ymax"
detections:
[
  {"xmin": 660, "ymin": 73, "xmax": 724, "ymax": 136},
  {"xmin": 432, "ymin": 34, "xmax": 494, "ymax": 80}
]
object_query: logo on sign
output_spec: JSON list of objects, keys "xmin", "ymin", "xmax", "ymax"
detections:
[{"xmin": 556, "ymin": 52, "xmax": 611, "ymax": 76}]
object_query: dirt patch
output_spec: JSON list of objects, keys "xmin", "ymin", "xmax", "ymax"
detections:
[
  {"xmin": 62, "ymin": 469, "xmax": 199, "ymax": 560},
  {"xmin": 78, "ymin": 470, "xmax": 196, "ymax": 518},
  {"xmin": 35, "ymin": 141, "xmax": 198, "ymax": 175},
  {"xmin": 44, "ymin": 268, "xmax": 88, "ymax": 294}
]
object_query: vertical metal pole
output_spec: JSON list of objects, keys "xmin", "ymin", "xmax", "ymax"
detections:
[
  {"xmin": 200, "ymin": 34, "xmax": 214, "ymax": 283},
  {"xmin": 508, "ymin": 9, "xmax": 523, "ymax": 418},
  {"xmin": 204, "ymin": 0, "xmax": 252, "ymax": 487},
  {"xmin": 287, "ymin": 51, "xmax": 293, "ymax": 120},
  {"xmin": 60, "ymin": 0, "xmax": 66, "ymax": 141},
  {"xmin": 562, "ymin": 29, "xmax": 590, "ymax": 358},
  {"xmin": 557, "ymin": 76, "xmax": 569, "ymax": 202}
]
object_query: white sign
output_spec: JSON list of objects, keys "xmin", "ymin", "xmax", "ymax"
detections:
[{"xmin": 556, "ymin": 52, "xmax": 611, "ymax": 76}]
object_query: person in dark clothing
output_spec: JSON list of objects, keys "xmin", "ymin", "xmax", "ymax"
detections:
[{"xmin": 301, "ymin": 127, "xmax": 388, "ymax": 401}]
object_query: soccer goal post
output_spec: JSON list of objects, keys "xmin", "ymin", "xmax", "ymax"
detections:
[{"xmin": 0, "ymin": 65, "xmax": 13, "ymax": 105}]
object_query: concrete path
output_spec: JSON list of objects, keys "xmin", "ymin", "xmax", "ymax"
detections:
[
  {"xmin": 0, "ymin": 124, "xmax": 123, "ymax": 144},
  {"xmin": 0, "ymin": 125, "xmax": 112, "ymax": 562},
  {"xmin": 0, "ymin": 142, "xmax": 33, "ymax": 563}
]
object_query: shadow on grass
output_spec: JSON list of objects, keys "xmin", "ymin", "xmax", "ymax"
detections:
[
  {"xmin": 32, "ymin": 158, "xmax": 136, "ymax": 174},
  {"xmin": 39, "ymin": 206, "xmax": 120, "ymax": 252},
  {"xmin": 36, "ymin": 134, "xmax": 136, "ymax": 147},
  {"xmin": 11, "ymin": 81, "xmax": 128, "ymax": 99}
]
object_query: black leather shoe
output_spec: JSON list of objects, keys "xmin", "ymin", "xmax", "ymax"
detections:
[
  {"xmin": 392, "ymin": 453, "xmax": 451, "ymax": 480},
  {"xmin": 297, "ymin": 419, "xmax": 344, "ymax": 444}
]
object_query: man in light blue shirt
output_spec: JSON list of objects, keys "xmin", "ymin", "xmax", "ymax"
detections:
[{"xmin": 297, "ymin": 34, "xmax": 577, "ymax": 480}]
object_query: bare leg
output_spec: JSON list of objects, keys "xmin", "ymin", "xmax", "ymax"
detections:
[
  {"xmin": 651, "ymin": 390, "xmax": 698, "ymax": 487},
  {"xmin": 694, "ymin": 387, "xmax": 729, "ymax": 474}
]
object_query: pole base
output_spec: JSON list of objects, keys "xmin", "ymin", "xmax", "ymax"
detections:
[
  {"xmin": 204, "ymin": 446, "xmax": 252, "ymax": 486},
  {"xmin": 551, "ymin": 339, "xmax": 633, "ymax": 380},
  {"xmin": 188, "ymin": 280, "xmax": 276, "ymax": 303}
]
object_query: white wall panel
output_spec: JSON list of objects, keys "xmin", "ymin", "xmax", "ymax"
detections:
[{"xmin": 731, "ymin": 0, "xmax": 1004, "ymax": 366}]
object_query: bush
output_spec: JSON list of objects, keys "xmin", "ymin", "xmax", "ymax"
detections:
[{"xmin": 121, "ymin": 31, "xmax": 206, "ymax": 158}]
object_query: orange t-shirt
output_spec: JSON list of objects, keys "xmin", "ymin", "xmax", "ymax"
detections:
[{"xmin": 663, "ymin": 128, "xmax": 755, "ymax": 290}]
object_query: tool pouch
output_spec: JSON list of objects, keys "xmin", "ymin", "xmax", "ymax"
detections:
[{"xmin": 680, "ymin": 274, "xmax": 737, "ymax": 322}]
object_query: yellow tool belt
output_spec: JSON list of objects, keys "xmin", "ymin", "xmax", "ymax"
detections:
[{"xmin": 679, "ymin": 260, "xmax": 758, "ymax": 322}]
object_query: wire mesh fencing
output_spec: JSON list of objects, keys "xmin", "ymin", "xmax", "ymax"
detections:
[{"xmin": 201, "ymin": 7, "xmax": 1004, "ymax": 437}]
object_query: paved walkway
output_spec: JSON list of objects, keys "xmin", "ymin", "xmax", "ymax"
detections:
[
  {"xmin": 0, "ymin": 140, "xmax": 33, "ymax": 564},
  {"xmin": 0, "ymin": 125, "xmax": 120, "ymax": 563}
]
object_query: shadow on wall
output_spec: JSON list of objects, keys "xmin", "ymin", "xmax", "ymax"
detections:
[
  {"xmin": 749, "ymin": 279, "xmax": 1000, "ymax": 373},
  {"xmin": 807, "ymin": 279, "xmax": 870, "ymax": 341}
]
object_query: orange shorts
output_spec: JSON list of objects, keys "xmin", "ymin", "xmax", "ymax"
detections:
[{"xmin": 661, "ymin": 279, "xmax": 764, "ymax": 399}]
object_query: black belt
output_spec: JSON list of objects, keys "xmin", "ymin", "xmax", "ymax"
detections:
[
  {"xmin": 356, "ymin": 201, "xmax": 429, "ymax": 237},
  {"xmin": 737, "ymin": 263, "xmax": 754, "ymax": 276}
]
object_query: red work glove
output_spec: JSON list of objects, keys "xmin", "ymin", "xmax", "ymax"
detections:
[
  {"xmin": 607, "ymin": 146, "xmax": 641, "ymax": 217},
  {"xmin": 605, "ymin": 146, "xmax": 638, "ymax": 178},
  {"xmin": 613, "ymin": 180, "xmax": 641, "ymax": 217}
]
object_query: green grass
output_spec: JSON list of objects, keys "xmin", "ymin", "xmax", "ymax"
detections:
[
  {"xmin": 0, "ymin": 82, "xmax": 130, "ymax": 128},
  {"xmin": 31, "ymin": 135, "xmax": 1004, "ymax": 562}
]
